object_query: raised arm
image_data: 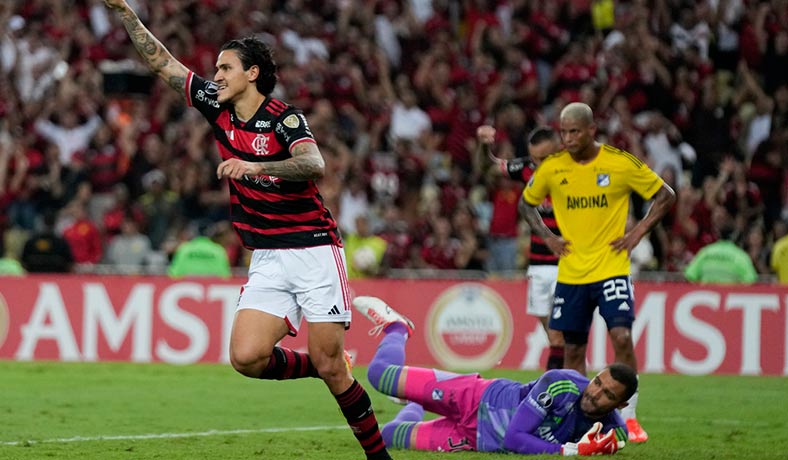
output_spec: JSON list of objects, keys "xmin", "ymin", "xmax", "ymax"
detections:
[{"xmin": 104, "ymin": 0, "xmax": 189, "ymax": 94}]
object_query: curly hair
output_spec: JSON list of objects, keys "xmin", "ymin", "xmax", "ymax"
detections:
[{"xmin": 220, "ymin": 36, "xmax": 278, "ymax": 96}]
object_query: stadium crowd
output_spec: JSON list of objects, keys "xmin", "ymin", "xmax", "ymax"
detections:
[{"xmin": 0, "ymin": 0, "xmax": 786, "ymax": 280}]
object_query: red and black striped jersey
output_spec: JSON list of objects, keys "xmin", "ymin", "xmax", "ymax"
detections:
[
  {"xmin": 186, "ymin": 72, "xmax": 341, "ymax": 249},
  {"xmin": 506, "ymin": 157, "xmax": 560, "ymax": 266}
]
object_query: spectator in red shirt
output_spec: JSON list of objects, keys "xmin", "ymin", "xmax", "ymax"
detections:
[{"xmin": 61, "ymin": 199, "xmax": 103, "ymax": 265}]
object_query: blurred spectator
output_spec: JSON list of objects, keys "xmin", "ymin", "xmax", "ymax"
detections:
[
  {"xmin": 34, "ymin": 99, "xmax": 102, "ymax": 165},
  {"xmin": 138, "ymin": 169, "xmax": 179, "ymax": 250},
  {"xmin": 743, "ymin": 224, "xmax": 770, "ymax": 275},
  {"xmin": 344, "ymin": 214, "xmax": 388, "ymax": 279},
  {"xmin": 102, "ymin": 183, "xmax": 145, "ymax": 240},
  {"xmin": 337, "ymin": 175, "xmax": 370, "ymax": 235},
  {"xmin": 1, "ymin": 0, "xmax": 787, "ymax": 279},
  {"xmin": 419, "ymin": 215, "xmax": 462, "ymax": 270},
  {"xmin": 104, "ymin": 215, "xmax": 153, "ymax": 274},
  {"xmin": 168, "ymin": 226, "xmax": 231, "ymax": 278},
  {"xmin": 684, "ymin": 225, "xmax": 757, "ymax": 284},
  {"xmin": 0, "ymin": 235, "xmax": 25, "ymax": 276},
  {"xmin": 60, "ymin": 199, "xmax": 103, "ymax": 265},
  {"xmin": 20, "ymin": 211, "xmax": 73, "ymax": 273}
]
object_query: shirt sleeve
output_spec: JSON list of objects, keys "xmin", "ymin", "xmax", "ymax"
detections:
[
  {"xmin": 522, "ymin": 161, "xmax": 549, "ymax": 206},
  {"xmin": 501, "ymin": 372, "xmax": 568, "ymax": 455},
  {"xmin": 185, "ymin": 71, "xmax": 223, "ymax": 123},
  {"xmin": 274, "ymin": 108, "xmax": 316, "ymax": 153},
  {"xmin": 628, "ymin": 161, "xmax": 664, "ymax": 200}
]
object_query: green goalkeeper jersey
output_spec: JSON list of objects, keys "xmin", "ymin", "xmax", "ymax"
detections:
[{"xmin": 684, "ymin": 240, "xmax": 758, "ymax": 284}]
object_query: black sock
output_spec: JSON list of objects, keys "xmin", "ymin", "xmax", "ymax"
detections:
[
  {"xmin": 546, "ymin": 345, "xmax": 565, "ymax": 370},
  {"xmin": 258, "ymin": 347, "xmax": 319, "ymax": 380},
  {"xmin": 335, "ymin": 380, "xmax": 391, "ymax": 460}
]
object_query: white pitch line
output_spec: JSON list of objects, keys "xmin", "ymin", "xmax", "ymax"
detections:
[
  {"xmin": 0, "ymin": 425, "xmax": 347, "ymax": 446},
  {"xmin": 1, "ymin": 417, "xmax": 774, "ymax": 447}
]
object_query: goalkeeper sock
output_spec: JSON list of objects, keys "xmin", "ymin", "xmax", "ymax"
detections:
[
  {"xmin": 367, "ymin": 323, "xmax": 408, "ymax": 392},
  {"xmin": 546, "ymin": 346, "xmax": 565, "ymax": 370},
  {"xmin": 381, "ymin": 402, "xmax": 423, "ymax": 449},
  {"xmin": 258, "ymin": 346, "xmax": 319, "ymax": 380},
  {"xmin": 621, "ymin": 387, "xmax": 639, "ymax": 420},
  {"xmin": 336, "ymin": 379, "xmax": 390, "ymax": 460}
]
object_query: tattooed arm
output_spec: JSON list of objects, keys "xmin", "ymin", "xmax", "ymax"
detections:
[
  {"xmin": 216, "ymin": 142, "xmax": 326, "ymax": 182},
  {"xmin": 104, "ymin": 0, "xmax": 188, "ymax": 95}
]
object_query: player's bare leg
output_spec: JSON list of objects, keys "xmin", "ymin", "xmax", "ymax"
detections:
[
  {"xmin": 229, "ymin": 309, "xmax": 298, "ymax": 378},
  {"xmin": 563, "ymin": 343, "xmax": 587, "ymax": 375},
  {"xmin": 309, "ymin": 321, "xmax": 392, "ymax": 460},
  {"xmin": 609, "ymin": 326, "xmax": 647, "ymax": 443},
  {"xmin": 537, "ymin": 316, "xmax": 565, "ymax": 370}
]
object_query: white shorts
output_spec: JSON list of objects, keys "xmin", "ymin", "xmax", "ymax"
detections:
[
  {"xmin": 526, "ymin": 264, "xmax": 558, "ymax": 317},
  {"xmin": 237, "ymin": 245, "xmax": 352, "ymax": 335}
]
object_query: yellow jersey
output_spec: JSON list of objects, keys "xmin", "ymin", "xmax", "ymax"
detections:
[
  {"xmin": 770, "ymin": 235, "xmax": 788, "ymax": 283},
  {"xmin": 523, "ymin": 144, "xmax": 664, "ymax": 284}
]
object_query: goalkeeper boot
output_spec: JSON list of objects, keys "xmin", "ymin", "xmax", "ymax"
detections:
[
  {"xmin": 626, "ymin": 418, "xmax": 649, "ymax": 443},
  {"xmin": 353, "ymin": 296, "xmax": 414, "ymax": 337}
]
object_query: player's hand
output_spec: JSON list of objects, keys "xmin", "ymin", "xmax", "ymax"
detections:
[
  {"xmin": 561, "ymin": 422, "xmax": 624, "ymax": 455},
  {"xmin": 476, "ymin": 125, "xmax": 496, "ymax": 145},
  {"xmin": 545, "ymin": 234, "xmax": 571, "ymax": 258},
  {"xmin": 610, "ymin": 229, "xmax": 643, "ymax": 255},
  {"xmin": 103, "ymin": 0, "xmax": 129, "ymax": 10},
  {"xmin": 216, "ymin": 158, "xmax": 263, "ymax": 180}
]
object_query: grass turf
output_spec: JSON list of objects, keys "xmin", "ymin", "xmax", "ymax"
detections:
[{"xmin": 0, "ymin": 361, "xmax": 785, "ymax": 459}]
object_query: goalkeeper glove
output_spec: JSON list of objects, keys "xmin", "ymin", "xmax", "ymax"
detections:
[{"xmin": 561, "ymin": 421, "xmax": 626, "ymax": 455}]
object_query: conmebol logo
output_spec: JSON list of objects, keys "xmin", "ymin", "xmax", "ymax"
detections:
[{"xmin": 426, "ymin": 283, "xmax": 513, "ymax": 370}]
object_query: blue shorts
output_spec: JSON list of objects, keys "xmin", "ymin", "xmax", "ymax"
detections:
[{"xmin": 548, "ymin": 276, "xmax": 635, "ymax": 333}]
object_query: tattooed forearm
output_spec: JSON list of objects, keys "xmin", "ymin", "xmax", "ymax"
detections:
[
  {"xmin": 259, "ymin": 144, "xmax": 325, "ymax": 181},
  {"xmin": 168, "ymin": 76, "xmax": 186, "ymax": 92},
  {"xmin": 119, "ymin": 11, "xmax": 170, "ymax": 72},
  {"xmin": 113, "ymin": 7, "xmax": 188, "ymax": 94},
  {"xmin": 519, "ymin": 200, "xmax": 555, "ymax": 240}
]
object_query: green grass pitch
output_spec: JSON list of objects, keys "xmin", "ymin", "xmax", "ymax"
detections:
[{"xmin": 0, "ymin": 361, "xmax": 785, "ymax": 459}]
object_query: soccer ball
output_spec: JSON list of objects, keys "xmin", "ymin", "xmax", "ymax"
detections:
[{"xmin": 352, "ymin": 247, "xmax": 377, "ymax": 271}]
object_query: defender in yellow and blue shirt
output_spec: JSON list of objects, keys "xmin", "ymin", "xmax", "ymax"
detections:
[{"xmin": 520, "ymin": 103, "xmax": 675, "ymax": 444}]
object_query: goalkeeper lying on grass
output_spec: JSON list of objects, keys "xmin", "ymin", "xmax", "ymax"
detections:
[{"xmin": 355, "ymin": 296, "xmax": 634, "ymax": 455}]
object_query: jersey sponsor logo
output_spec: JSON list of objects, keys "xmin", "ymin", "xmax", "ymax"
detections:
[
  {"xmin": 275, "ymin": 122, "xmax": 292, "ymax": 143},
  {"xmin": 255, "ymin": 120, "xmax": 271, "ymax": 129},
  {"xmin": 195, "ymin": 89, "xmax": 220, "ymax": 108},
  {"xmin": 225, "ymin": 130, "xmax": 234, "ymax": 141},
  {"xmin": 283, "ymin": 114, "xmax": 300, "ymax": 128},
  {"xmin": 245, "ymin": 174, "xmax": 281, "ymax": 188},
  {"xmin": 431, "ymin": 388, "xmax": 444, "ymax": 400},
  {"xmin": 566, "ymin": 194, "xmax": 609, "ymax": 210},
  {"xmin": 536, "ymin": 391, "xmax": 554, "ymax": 408},
  {"xmin": 537, "ymin": 425, "xmax": 558, "ymax": 443},
  {"xmin": 327, "ymin": 305, "xmax": 341, "ymax": 315},
  {"xmin": 597, "ymin": 173, "xmax": 610, "ymax": 187},
  {"xmin": 425, "ymin": 283, "xmax": 513, "ymax": 370},
  {"xmin": 203, "ymin": 81, "xmax": 219, "ymax": 95},
  {"xmin": 251, "ymin": 134, "xmax": 270, "ymax": 156},
  {"xmin": 560, "ymin": 178, "xmax": 568, "ymax": 185}
]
